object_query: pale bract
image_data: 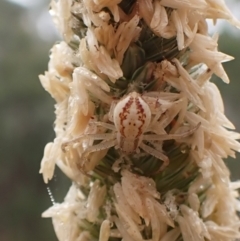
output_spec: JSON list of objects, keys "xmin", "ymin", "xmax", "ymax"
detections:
[{"xmin": 39, "ymin": 0, "xmax": 240, "ymax": 241}]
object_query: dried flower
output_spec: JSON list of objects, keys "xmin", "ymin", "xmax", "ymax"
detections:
[{"xmin": 40, "ymin": 0, "xmax": 240, "ymax": 241}]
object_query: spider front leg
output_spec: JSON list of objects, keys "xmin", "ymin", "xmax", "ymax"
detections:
[
  {"xmin": 62, "ymin": 121, "xmax": 117, "ymax": 152},
  {"xmin": 61, "ymin": 120, "xmax": 118, "ymax": 174},
  {"xmin": 141, "ymin": 95, "xmax": 173, "ymax": 116},
  {"xmin": 143, "ymin": 122, "xmax": 201, "ymax": 141},
  {"xmin": 82, "ymin": 138, "xmax": 117, "ymax": 156},
  {"xmin": 141, "ymin": 94, "xmax": 185, "ymax": 134},
  {"xmin": 61, "ymin": 133, "xmax": 116, "ymax": 152}
]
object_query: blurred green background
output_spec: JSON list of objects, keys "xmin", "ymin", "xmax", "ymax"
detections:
[{"xmin": 0, "ymin": 0, "xmax": 239, "ymax": 240}]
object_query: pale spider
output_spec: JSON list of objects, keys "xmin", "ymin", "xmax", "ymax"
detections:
[{"xmin": 62, "ymin": 92, "xmax": 200, "ymax": 170}]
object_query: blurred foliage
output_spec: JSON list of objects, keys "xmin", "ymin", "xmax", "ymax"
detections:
[
  {"xmin": 213, "ymin": 33, "xmax": 240, "ymax": 180},
  {"xmin": 0, "ymin": 1, "xmax": 239, "ymax": 241},
  {"xmin": 0, "ymin": 1, "xmax": 58, "ymax": 240}
]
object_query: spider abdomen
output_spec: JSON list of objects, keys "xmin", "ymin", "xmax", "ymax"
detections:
[{"xmin": 113, "ymin": 92, "xmax": 151, "ymax": 153}]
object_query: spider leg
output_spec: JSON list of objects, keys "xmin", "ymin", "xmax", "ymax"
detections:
[
  {"xmin": 62, "ymin": 133, "xmax": 115, "ymax": 152},
  {"xmin": 139, "ymin": 142, "xmax": 169, "ymax": 166},
  {"xmin": 78, "ymin": 138, "xmax": 117, "ymax": 174},
  {"xmin": 141, "ymin": 95, "xmax": 173, "ymax": 115},
  {"xmin": 143, "ymin": 122, "xmax": 201, "ymax": 141},
  {"xmin": 139, "ymin": 142, "xmax": 172, "ymax": 173},
  {"xmin": 108, "ymin": 100, "xmax": 118, "ymax": 123},
  {"xmin": 93, "ymin": 121, "xmax": 116, "ymax": 131},
  {"xmin": 83, "ymin": 139, "xmax": 117, "ymax": 155}
]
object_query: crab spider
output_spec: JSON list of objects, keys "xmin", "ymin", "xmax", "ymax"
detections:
[{"xmin": 62, "ymin": 92, "xmax": 200, "ymax": 170}]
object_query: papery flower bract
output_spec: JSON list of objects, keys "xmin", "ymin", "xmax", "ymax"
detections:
[{"xmin": 39, "ymin": 0, "xmax": 240, "ymax": 241}]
